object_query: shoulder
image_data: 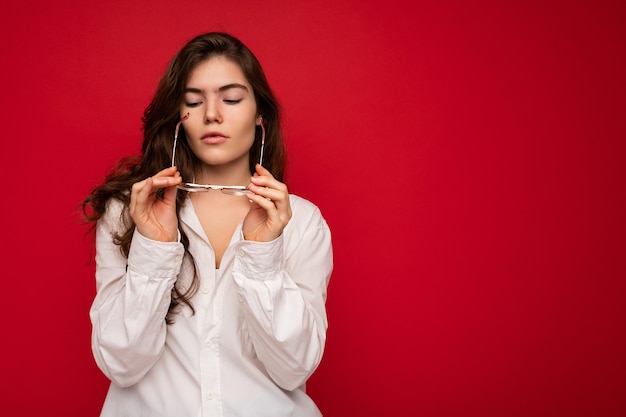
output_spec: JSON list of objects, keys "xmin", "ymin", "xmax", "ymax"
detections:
[
  {"xmin": 98, "ymin": 196, "xmax": 132, "ymax": 235},
  {"xmin": 289, "ymin": 194, "xmax": 327, "ymax": 219},
  {"xmin": 286, "ymin": 194, "xmax": 331, "ymax": 234},
  {"xmin": 283, "ymin": 195, "xmax": 333, "ymax": 268}
]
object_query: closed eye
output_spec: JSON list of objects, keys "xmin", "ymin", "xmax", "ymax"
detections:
[
  {"xmin": 224, "ymin": 99, "xmax": 242, "ymax": 105},
  {"xmin": 185, "ymin": 101, "xmax": 203, "ymax": 108}
]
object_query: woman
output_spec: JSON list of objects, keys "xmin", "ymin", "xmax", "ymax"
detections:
[{"xmin": 83, "ymin": 32, "xmax": 333, "ymax": 417}]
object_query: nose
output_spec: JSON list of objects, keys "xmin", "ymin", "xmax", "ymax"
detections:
[{"xmin": 204, "ymin": 98, "xmax": 222, "ymax": 124}]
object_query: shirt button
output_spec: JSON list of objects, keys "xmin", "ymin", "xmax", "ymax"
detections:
[
  {"xmin": 207, "ymin": 392, "xmax": 214, "ymax": 400},
  {"xmin": 202, "ymin": 287, "xmax": 210, "ymax": 294},
  {"xmin": 238, "ymin": 250, "xmax": 245, "ymax": 257},
  {"xmin": 205, "ymin": 339, "xmax": 212, "ymax": 347}
]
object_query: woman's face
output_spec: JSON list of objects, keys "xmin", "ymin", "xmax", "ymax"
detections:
[{"xmin": 180, "ymin": 56, "xmax": 260, "ymax": 172}]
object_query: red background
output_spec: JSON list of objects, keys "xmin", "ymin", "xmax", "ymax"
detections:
[{"xmin": 2, "ymin": 1, "xmax": 625, "ymax": 416}]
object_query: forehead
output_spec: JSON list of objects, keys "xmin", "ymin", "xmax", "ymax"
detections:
[{"xmin": 186, "ymin": 56, "xmax": 251, "ymax": 90}]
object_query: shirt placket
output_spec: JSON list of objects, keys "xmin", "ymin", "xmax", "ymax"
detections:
[{"xmin": 199, "ymin": 264, "xmax": 224, "ymax": 416}]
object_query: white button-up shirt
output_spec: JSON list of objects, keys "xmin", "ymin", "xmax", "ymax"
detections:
[{"xmin": 90, "ymin": 195, "xmax": 333, "ymax": 417}]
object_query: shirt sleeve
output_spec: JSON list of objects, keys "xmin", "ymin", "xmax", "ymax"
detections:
[
  {"xmin": 231, "ymin": 202, "xmax": 333, "ymax": 391},
  {"xmin": 89, "ymin": 200, "xmax": 185, "ymax": 388}
]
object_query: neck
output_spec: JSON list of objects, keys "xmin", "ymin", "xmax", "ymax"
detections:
[{"xmin": 194, "ymin": 157, "xmax": 251, "ymax": 186}]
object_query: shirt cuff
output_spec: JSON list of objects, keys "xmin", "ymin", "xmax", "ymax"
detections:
[
  {"xmin": 128, "ymin": 229, "xmax": 185, "ymax": 278},
  {"xmin": 233, "ymin": 234, "xmax": 284, "ymax": 280}
]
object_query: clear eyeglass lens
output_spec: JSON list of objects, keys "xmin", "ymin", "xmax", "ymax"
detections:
[
  {"xmin": 176, "ymin": 184, "xmax": 205, "ymax": 193},
  {"xmin": 221, "ymin": 188, "xmax": 251, "ymax": 196},
  {"xmin": 176, "ymin": 183, "xmax": 250, "ymax": 195}
]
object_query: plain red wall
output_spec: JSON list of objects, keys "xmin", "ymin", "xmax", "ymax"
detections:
[{"xmin": 2, "ymin": 0, "xmax": 624, "ymax": 416}]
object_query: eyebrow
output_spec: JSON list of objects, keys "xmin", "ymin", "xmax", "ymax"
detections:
[{"xmin": 184, "ymin": 83, "xmax": 249, "ymax": 94}]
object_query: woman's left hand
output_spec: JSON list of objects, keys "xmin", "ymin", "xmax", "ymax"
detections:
[{"xmin": 243, "ymin": 164, "xmax": 292, "ymax": 242}]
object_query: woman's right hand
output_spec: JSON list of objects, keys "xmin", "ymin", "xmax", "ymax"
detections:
[{"xmin": 129, "ymin": 166, "xmax": 182, "ymax": 242}]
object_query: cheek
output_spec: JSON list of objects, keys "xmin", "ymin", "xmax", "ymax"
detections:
[
  {"xmin": 231, "ymin": 116, "xmax": 257, "ymax": 141},
  {"xmin": 240, "ymin": 124, "xmax": 257, "ymax": 146},
  {"xmin": 182, "ymin": 121, "xmax": 202, "ymax": 140},
  {"xmin": 187, "ymin": 141, "xmax": 201, "ymax": 158}
]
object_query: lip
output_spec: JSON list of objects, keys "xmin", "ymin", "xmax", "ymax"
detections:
[{"xmin": 201, "ymin": 131, "xmax": 228, "ymax": 144}]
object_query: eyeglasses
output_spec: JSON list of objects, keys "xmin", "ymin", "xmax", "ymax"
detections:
[{"xmin": 171, "ymin": 113, "xmax": 265, "ymax": 195}]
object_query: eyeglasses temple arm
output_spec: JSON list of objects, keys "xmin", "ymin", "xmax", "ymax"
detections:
[
  {"xmin": 259, "ymin": 119, "xmax": 265, "ymax": 166},
  {"xmin": 172, "ymin": 113, "xmax": 190, "ymax": 167}
]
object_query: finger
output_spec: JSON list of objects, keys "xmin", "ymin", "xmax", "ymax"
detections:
[
  {"xmin": 247, "ymin": 183, "xmax": 286, "ymax": 203},
  {"xmin": 247, "ymin": 188, "xmax": 291, "ymax": 222},
  {"xmin": 253, "ymin": 163, "xmax": 275, "ymax": 179},
  {"xmin": 131, "ymin": 171, "xmax": 181, "ymax": 211},
  {"xmin": 129, "ymin": 180, "xmax": 142, "ymax": 215},
  {"xmin": 148, "ymin": 175, "xmax": 182, "ymax": 190},
  {"xmin": 248, "ymin": 176, "xmax": 290, "ymax": 212},
  {"xmin": 163, "ymin": 171, "xmax": 182, "ymax": 204},
  {"xmin": 154, "ymin": 166, "xmax": 180, "ymax": 178},
  {"xmin": 250, "ymin": 174, "xmax": 284, "ymax": 188},
  {"xmin": 129, "ymin": 178, "xmax": 149, "ymax": 224},
  {"xmin": 133, "ymin": 175, "xmax": 174, "ymax": 209},
  {"xmin": 133, "ymin": 176, "xmax": 158, "ymax": 215},
  {"xmin": 247, "ymin": 192, "xmax": 291, "ymax": 239},
  {"xmin": 247, "ymin": 191, "xmax": 279, "ymax": 216},
  {"xmin": 249, "ymin": 171, "xmax": 288, "ymax": 195}
]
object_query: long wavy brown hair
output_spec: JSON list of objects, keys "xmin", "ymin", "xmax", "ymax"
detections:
[{"xmin": 82, "ymin": 32, "xmax": 286, "ymax": 322}]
